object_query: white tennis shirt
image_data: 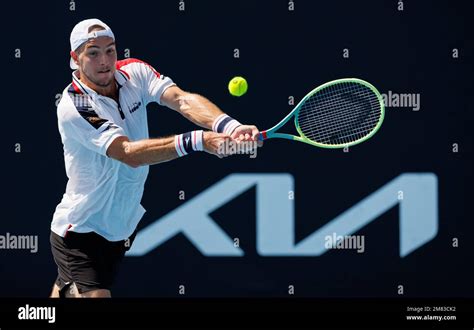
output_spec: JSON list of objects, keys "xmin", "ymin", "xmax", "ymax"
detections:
[{"xmin": 52, "ymin": 58, "xmax": 175, "ymax": 241}]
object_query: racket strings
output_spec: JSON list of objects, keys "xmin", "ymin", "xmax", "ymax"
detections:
[
  {"xmin": 299, "ymin": 86, "xmax": 375, "ymax": 129},
  {"xmin": 297, "ymin": 82, "xmax": 382, "ymax": 145},
  {"xmin": 299, "ymin": 84, "xmax": 380, "ymax": 144},
  {"xmin": 299, "ymin": 97, "xmax": 380, "ymax": 141},
  {"xmin": 298, "ymin": 92, "xmax": 378, "ymax": 131}
]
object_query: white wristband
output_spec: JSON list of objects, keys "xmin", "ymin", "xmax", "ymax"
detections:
[
  {"xmin": 193, "ymin": 130, "xmax": 204, "ymax": 151},
  {"xmin": 212, "ymin": 114, "xmax": 242, "ymax": 135},
  {"xmin": 175, "ymin": 130, "xmax": 204, "ymax": 157}
]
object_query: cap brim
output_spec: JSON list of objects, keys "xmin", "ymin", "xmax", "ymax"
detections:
[{"xmin": 70, "ymin": 57, "xmax": 78, "ymax": 70}]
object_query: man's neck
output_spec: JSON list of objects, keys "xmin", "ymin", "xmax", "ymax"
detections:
[{"xmin": 77, "ymin": 72, "xmax": 118, "ymax": 100}]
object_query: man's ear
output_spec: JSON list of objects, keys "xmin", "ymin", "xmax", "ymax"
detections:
[{"xmin": 70, "ymin": 51, "xmax": 79, "ymax": 66}]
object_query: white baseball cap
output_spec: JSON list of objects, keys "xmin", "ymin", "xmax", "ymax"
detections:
[{"xmin": 69, "ymin": 18, "xmax": 115, "ymax": 69}]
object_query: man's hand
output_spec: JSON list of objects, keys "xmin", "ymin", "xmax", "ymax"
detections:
[
  {"xmin": 203, "ymin": 131, "xmax": 232, "ymax": 158},
  {"xmin": 231, "ymin": 125, "xmax": 264, "ymax": 147}
]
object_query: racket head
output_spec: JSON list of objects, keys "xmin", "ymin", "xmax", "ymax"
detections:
[{"xmin": 293, "ymin": 78, "xmax": 385, "ymax": 148}]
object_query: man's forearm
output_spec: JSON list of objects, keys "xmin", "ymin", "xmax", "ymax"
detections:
[
  {"xmin": 122, "ymin": 136, "xmax": 178, "ymax": 167},
  {"xmin": 176, "ymin": 93, "xmax": 224, "ymax": 129},
  {"xmin": 109, "ymin": 130, "xmax": 230, "ymax": 167}
]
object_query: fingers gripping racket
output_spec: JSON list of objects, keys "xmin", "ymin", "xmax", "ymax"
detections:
[{"xmin": 258, "ymin": 78, "xmax": 385, "ymax": 148}]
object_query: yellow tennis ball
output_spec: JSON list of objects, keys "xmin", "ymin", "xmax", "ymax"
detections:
[{"xmin": 228, "ymin": 76, "xmax": 248, "ymax": 97}]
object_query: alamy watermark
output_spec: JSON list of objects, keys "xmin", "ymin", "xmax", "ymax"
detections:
[
  {"xmin": 218, "ymin": 140, "xmax": 258, "ymax": 158},
  {"xmin": 18, "ymin": 304, "xmax": 55, "ymax": 323},
  {"xmin": 382, "ymin": 91, "xmax": 421, "ymax": 111},
  {"xmin": 325, "ymin": 232, "xmax": 365, "ymax": 253},
  {"xmin": 0, "ymin": 232, "xmax": 38, "ymax": 253}
]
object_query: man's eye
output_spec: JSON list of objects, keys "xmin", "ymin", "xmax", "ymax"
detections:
[
  {"xmin": 107, "ymin": 49, "xmax": 115, "ymax": 54},
  {"xmin": 88, "ymin": 51, "xmax": 97, "ymax": 56}
]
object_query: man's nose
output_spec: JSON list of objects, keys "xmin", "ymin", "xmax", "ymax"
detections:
[{"xmin": 99, "ymin": 53, "xmax": 108, "ymax": 66}]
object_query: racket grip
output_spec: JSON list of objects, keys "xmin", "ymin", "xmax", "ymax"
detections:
[{"xmin": 258, "ymin": 131, "xmax": 267, "ymax": 141}]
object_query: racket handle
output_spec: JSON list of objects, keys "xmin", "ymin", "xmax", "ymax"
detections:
[{"xmin": 258, "ymin": 131, "xmax": 267, "ymax": 141}]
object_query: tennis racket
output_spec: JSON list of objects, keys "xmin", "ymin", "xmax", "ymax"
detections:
[{"xmin": 258, "ymin": 78, "xmax": 385, "ymax": 148}]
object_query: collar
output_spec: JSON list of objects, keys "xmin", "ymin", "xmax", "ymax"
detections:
[{"xmin": 71, "ymin": 68, "xmax": 130, "ymax": 97}]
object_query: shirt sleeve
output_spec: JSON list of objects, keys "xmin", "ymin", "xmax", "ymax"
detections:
[
  {"xmin": 117, "ymin": 59, "xmax": 176, "ymax": 106},
  {"xmin": 59, "ymin": 103, "xmax": 126, "ymax": 156},
  {"xmin": 143, "ymin": 64, "xmax": 175, "ymax": 105}
]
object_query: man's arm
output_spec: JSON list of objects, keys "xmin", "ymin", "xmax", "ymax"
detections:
[
  {"xmin": 106, "ymin": 133, "xmax": 230, "ymax": 168},
  {"xmin": 160, "ymin": 85, "xmax": 223, "ymax": 129},
  {"xmin": 160, "ymin": 85, "xmax": 262, "ymax": 144},
  {"xmin": 106, "ymin": 136, "xmax": 177, "ymax": 168},
  {"xmin": 108, "ymin": 85, "xmax": 262, "ymax": 168}
]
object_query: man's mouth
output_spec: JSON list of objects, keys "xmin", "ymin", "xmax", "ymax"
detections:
[{"xmin": 98, "ymin": 69, "xmax": 111, "ymax": 74}]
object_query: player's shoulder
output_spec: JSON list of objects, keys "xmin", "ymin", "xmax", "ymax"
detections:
[
  {"xmin": 116, "ymin": 58, "xmax": 150, "ymax": 68},
  {"xmin": 116, "ymin": 58, "xmax": 161, "ymax": 79},
  {"xmin": 57, "ymin": 84, "xmax": 92, "ymax": 122}
]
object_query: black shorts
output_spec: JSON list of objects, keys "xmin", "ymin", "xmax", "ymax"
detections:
[{"xmin": 50, "ymin": 229, "xmax": 136, "ymax": 296}]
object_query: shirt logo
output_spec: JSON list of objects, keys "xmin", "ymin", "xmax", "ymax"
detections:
[
  {"xmin": 185, "ymin": 137, "xmax": 191, "ymax": 147},
  {"xmin": 129, "ymin": 101, "xmax": 142, "ymax": 114}
]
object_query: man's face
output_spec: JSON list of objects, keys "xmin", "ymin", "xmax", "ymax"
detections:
[{"xmin": 75, "ymin": 36, "xmax": 117, "ymax": 88}]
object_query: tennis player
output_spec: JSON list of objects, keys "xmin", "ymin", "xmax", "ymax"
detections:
[{"xmin": 50, "ymin": 18, "xmax": 260, "ymax": 298}]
